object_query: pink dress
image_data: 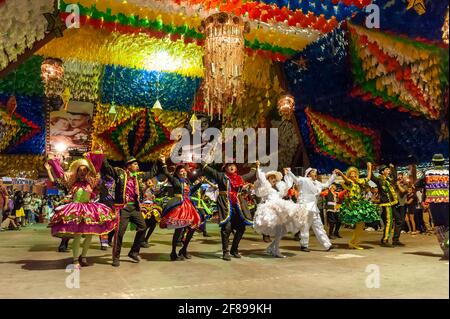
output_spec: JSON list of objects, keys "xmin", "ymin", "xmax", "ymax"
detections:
[{"xmin": 48, "ymin": 153, "xmax": 117, "ymax": 237}]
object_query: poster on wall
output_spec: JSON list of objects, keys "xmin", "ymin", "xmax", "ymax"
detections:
[{"xmin": 49, "ymin": 101, "xmax": 94, "ymax": 154}]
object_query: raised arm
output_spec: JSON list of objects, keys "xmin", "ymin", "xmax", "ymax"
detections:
[
  {"xmin": 44, "ymin": 162, "xmax": 56, "ymax": 183},
  {"xmin": 158, "ymin": 155, "xmax": 177, "ymax": 185},
  {"xmin": 319, "ymin": 171, "xmax": 337, "ymax": 190},
  {"xmin": 390, "ymin": 163, "xmax": 398, "ymax": 183},
  {"xmin": 101, "ymin": 157, "xmax": 119, "ymax": 180},
  {"xmin": 284, "ymin": 168, "xmax": 306, "ymax": 186},
  {"xmin": 201, "ymin": 162, "xmax": 224, "ymax": 182},
  {"xmin": 142, "ymin": 161, "xmax": 160, "ymax": 180},
  {"xmin": 335, "ymin": 169, "xmax": 351, "ymax": 184},
  {"xmin": 242, "ymin": 162, "xmax": 258, "ymax": 182}
]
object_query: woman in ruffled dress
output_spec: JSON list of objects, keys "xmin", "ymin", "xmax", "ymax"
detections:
[
  {"xmin": 158, "ymin": 156, "xmax": 202, "ymax": 261},
  {"xmin": 44, "ymin": 151, "xmax": 116, "ymax": 268},
  {"xmin": 335, "ymin": 162, "xmax": 380, "ymax": 250},
  {"xmin": 253, "ymin": 163, "xmax": 308, "ymax": 258}
]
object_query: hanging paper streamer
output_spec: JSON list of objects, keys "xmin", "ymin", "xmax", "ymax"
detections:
[
  {"xmin": 37, "ymin": 26, "xmax": 204, "ymax": 78},
  {"xmin": 93, "ymin": 103, "xmax": 189, "ymax": 162},
  {"xmin": 0, "ymin": 56, "xmax": 45, "ymax": 97},
  {"xmin": 304, "ymin": 107, "xmax": 380, "ymax": 167},
  {"xmin": 101, "ymin": 65, "xmax": 201, "ymax": 112},
  {"xmin": 0, "ymin": 0, "xmax": 54, "ymax": 71},
  {"xmin": 283, "ymin": 26, "xmax": 448, "ymax": 172},
  {"xmin": 0, "ymin": 95, "xmax": 43, "ymax": 154},
  {"xmin": 58, "ymin": 0, "xmax": 311, "ymax": 59},
  {"xmin": 62, "ymin": 59, "xmax": 104, "ymax": 102},
  {"xmin": 351, "ymin": 0, "xmax": 448, "ymax": 41},
  {"xmin": 0, "ymin": 155, "xmax": 46, "ymax": 179},
  {"xmin": 348, "ymin": 23, "xmax": 448, "ymax": 120}
]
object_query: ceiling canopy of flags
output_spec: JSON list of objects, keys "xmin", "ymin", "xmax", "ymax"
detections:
[{"xmin": 0, "ymin": 0, "xmax": 448, "ymax": 177}]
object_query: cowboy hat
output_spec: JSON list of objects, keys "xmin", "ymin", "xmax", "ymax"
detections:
[
  {"xmin": 304, "ymin": 167, "xmax": 317, "ymax": 177},
  {"xmin": 265, "ymin": 171, "xmax": 283, "ymax": 182},
  {"xmin": 125, "ymin": 156, "xmax": 138, "ymax": 166},
  {"xmin": 432, "ymin": 154, "xmax": 445, "ymax": 163}
]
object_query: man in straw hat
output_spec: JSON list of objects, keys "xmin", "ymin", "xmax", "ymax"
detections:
[
  {"xmin": 416, "ymin": 154, "xmax": 449, "ymax": 259},
  {"xmin": 102, "ymin": 156, "xmax": 160, "ymax": 267},
  {"xmin": 284, "ymin": 167, "xmax": 338, "ymax": 252},
  {"xmin": 201, "ymin": 160, "xmax": 258, "ymax": 261}
]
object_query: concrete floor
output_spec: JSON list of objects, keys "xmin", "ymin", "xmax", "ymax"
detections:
[{"xmin": 0, "ymin": 223, "xmax": 448, "ymax": 299}]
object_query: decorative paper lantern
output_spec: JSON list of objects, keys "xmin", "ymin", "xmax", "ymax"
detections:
[
  {"xmin": 200, "ymin": 12, "xmax": 250, "ymax": 118},
  {"xmin": 277, "ymin": 94, "xmax": 295, "ymax": 119},
  {"xmin": 41, "ymin": 58, "xmax": 64, "ymax": 97}
]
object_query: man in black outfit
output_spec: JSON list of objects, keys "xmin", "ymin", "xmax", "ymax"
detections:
[
  {"xmin": 102, "ymin": 157, "xmax": 159, "ymax": 267},
  {"xmin": 201, "ymin": 161, "xmax": 258, "ymax": 261}
]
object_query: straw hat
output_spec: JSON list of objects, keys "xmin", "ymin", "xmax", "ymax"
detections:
[{"xmin": 265, "ymin": 171, "xmax": 283, "ymax": 182}]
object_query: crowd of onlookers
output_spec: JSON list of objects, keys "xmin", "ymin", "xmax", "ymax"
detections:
[{"xmin": 0, "ymin": 182, "xmax": 65, "ymax": 231}]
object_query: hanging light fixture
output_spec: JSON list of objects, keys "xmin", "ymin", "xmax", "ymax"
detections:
[
  {"xmin": 41, "ymin": 58, "xmax": 64, "ymax": 97},
  {"xmin": 277, "ymin": 94, "xmax": 295, "ymax": 120},
  {"xmin": 200, "ymin": 12, "xmax": 250, "ymax": 119}
]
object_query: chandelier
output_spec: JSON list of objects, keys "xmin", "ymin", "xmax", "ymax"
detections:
[
  {"xmin": 277, "ymin": 94, "xmax": 295, "ymax": 120},
  {"xmin": 200, "ymin": 12, "xmax": 250, "ymax": 118},
  {"xmin": 41, "ymin": 58, "xmax": 64, "ymax": 97}
]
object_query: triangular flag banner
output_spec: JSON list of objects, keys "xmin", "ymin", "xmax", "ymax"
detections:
[
  {"xmin": 109, "ymin": 103, "xmax": 117, "ymax": 114},
  {"xmin": 152, "ymin": 99, "xmax": 163, "ymax": 110}
]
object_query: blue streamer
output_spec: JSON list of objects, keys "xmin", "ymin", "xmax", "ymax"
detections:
[{"xmin": 101, "ymin": 65, "xmax": 201, "ymax": 111}]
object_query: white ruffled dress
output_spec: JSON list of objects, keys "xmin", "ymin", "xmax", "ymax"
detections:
[{"xmin": 253, "ymin": 169, "xmax": 308, "ymax": 237}]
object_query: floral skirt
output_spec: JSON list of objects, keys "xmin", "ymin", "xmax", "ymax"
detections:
[
  {"xmin": 49, "ymin": 202, "xmax": 117, "ymax": 237},
  {"xmin": 340, "ymin": 199, "xmax": 380, "ymax": 225},
  {"xmin": 160, "ymin": 198, "xmax": 201, "ymax": 230}
]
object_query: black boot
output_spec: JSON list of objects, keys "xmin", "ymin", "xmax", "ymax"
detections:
[{"xmin": 328, "ymin": 224, "xmax": 335, "ymax": 239}]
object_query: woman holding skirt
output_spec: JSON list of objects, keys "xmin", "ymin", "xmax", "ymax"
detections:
[
  {"xmin": 44, "ymin": 151, "xmax": 116, "ymax": 268},
  {"xmin": 158, "ymin": 156, "xmax": 202, "ymax": 261}
]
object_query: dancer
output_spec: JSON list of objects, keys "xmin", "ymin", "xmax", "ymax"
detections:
[
  {"xmin": 284, "ymin": 167, "xmax": 337, "ymax": 252},
  {"xmin": 97, "ymin": 175, "xmax": 116, "ymax": 250},
  {"xmin": 320, "ymin": 183, "xmax": 344, "ymax": 239},
  {"xmin": 416, "ymin": 154, "xmax": 449, "ymax": 259},
  {"xmin": 253, "ymin": 164, "xmax": 307, "ymax": 258},
  {"xmin": 158, "ymin": 156, "xmax": 202, "ymax": 261},
  {"xmin": 335, "ymin": 164, "xmax": 380, "ymax": 249},
  {"xmin": 191, "ymin": 177, "xmax": 216, "ymax": 237},
  {"xmin": 140, "ymin": 178, "xmax": 162, "ymax": 248},
  {"xmin": 201, "ymin": 161, "xmax": 257, "ymax": 261},
  {"xmin": 44, "ymin": 151, "xmax": 116, "ymax": 268},
  {"xmin": 370, "ymin": 164, "xmax": 400, "ymax": 247},
  {"xmin": 102, "ymin": 156, "xmax": 160, "ymax": 267}
]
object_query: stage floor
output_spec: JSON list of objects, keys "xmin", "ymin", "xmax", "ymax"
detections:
[{"xmin": 0, "ymin": 223, "xmax": 448, "ymax": 299}]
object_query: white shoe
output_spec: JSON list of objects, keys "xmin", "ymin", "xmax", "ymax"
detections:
[
  {"xmin": 401, "ymin": 230, "xmax": 406, "ymax": 234},
  {"xmin": 366, "ymin": 227, "xmax": 375, "ymax": 232}
]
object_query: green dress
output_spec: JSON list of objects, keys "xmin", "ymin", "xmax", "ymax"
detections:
[{"xmin": 340, "ymin": 178, "xmax": 380, "ymax": 225}]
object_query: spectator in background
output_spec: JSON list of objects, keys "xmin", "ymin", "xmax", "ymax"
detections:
[
  {"xmin": 0, "ymin": 181, "xmax": 9, "ymax": 231},
  {"xmin": 23, "ymin": 192, "xmax": 33, "ymax": 226},
  {"xmin": 405, "ymin": 186, "xmax": 419, "ymax": 234},
  {"xmin": 414, "ymin": 188, "xmax": 425, "ymax": 233},
  {"xmin": 365, "ymin": 184, "xmax": 382, "ymax": 231},
  {"xmin": 396, "ymin": 173, "xmax": 408, "ymax": 235},
  {"xmin": 13, "ymin": 191, "xmax": 25, "ymax": 227}
]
